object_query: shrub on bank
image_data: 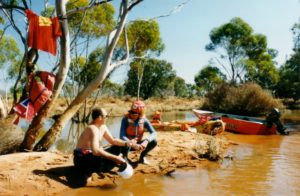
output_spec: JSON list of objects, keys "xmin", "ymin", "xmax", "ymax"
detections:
[{"xmin": 202, "ymin": 83, "xmax": 282, "ymax": 116}]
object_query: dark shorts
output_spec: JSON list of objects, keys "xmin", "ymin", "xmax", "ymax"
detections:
[{"xmin": 73, "ymin": 146, "xmax": 121, "ymax": 175}]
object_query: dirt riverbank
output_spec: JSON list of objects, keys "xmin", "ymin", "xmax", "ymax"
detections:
[{"xmin": 0, "ymin": 130, "xmax": 231, "ymax": 195}]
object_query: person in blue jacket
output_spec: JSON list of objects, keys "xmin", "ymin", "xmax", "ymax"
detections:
[{"xmin": 120, "ymin": 100, "xmax": 157, "ymax": 165}]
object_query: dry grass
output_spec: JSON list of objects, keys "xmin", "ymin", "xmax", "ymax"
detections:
[
  {"xmin": 203, "ymin": 83, "xmax": 283, "ymax": 116},
  {"xmin": 51, "ymin": 97, "xmax": 204, "ymax": 117}
]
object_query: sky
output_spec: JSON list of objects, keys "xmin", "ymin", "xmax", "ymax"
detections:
[
  {"xmin": 128, "ymin": 0, "xmax": 300, "ymax": 84},
  {"xmin": 1, "ymin": 0, "xmax": 300, "ymax": 91}
]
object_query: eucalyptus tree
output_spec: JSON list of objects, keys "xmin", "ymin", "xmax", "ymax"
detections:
[
  {"xmin": 194, "ymin": 65, "xmax": 225, "ymax": 95},
  {"xmin": 118, "ymin": 19, "xmax": 165, "ymax": 99},
  {"xmin": 118, "ymin": 19, "xmax": 164, "ymax": 56},
  {"xmin": 206, "ymin": 17, "xmax": 278, "ymax": 87},
  {"xmin": 276, "ymin": 23, "xmax": 300, "ymax": 103},
  {"xmin": 174, "ymin": 77, "xmax": 188, "ymax": 97},
  {"xmin": 124, "ymin": 58, "xmax": 176, "ymax": 99},
  {"xmin": 1, "ymin": 0, "xmax": 147, "ymax": 151},
  {"xmin": 33, "ymin": 0, "xmax": 146, "ymax": 151}
]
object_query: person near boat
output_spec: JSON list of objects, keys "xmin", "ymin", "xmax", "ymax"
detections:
[
  {"xmin": 179, "ymin": 112, "xmax": 225, "ymax": 135},
  {"xmin": 150, "ymin": 110, "xmax": 162, "ymax": 124},
  {"xmin": 73, "ymin": 108, "xmax": 132, "ymax": 184},
  {"xmin": 119, "ymin": 100, "xmax": 157, "ymax": 165}
]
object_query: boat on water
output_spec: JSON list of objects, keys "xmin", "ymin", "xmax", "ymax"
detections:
[
  {"xmin": 151, "ymin": 110, "xmax": 225, "ymax": 135},
  {"xmin": 192, "ymin": 109, "xmax": 287, "ymax": 135},
  {"xmin": 151, "ymin": 120, "xmax": 225, "ymax": 135}
]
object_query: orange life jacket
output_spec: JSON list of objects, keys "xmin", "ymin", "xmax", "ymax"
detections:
[
  {"xmin": 14, "ymin": 71, "xmax": 55, "ymax": 123},
  {"xmin": 28, "ymin": 71, "xmax": 55, "ymax": 115},
  {"xmin": 126, "ymin": 118, "xmax": 145, "ymax": 142}
]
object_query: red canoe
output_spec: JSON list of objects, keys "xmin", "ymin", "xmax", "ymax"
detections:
[
  {"xmin": 193, "ymin": 109, "xmax": 277, "ymax": 135},
  {"xmin": 221, "ymin": 116, "xmax": 276, "ymax": 135}
]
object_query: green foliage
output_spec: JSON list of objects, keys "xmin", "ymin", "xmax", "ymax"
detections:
[
  {"xmin": 119, "ymin": 20, "xmax": 165, "ymax": 56},
  {"xmin": 292, "ymin": 23, "xmax": 300, "ymax": 50},
  {"xmin": 276, "ymin": 51, "xmax": 300, "ymax": 102},
  {"xmin": 67, "ymin": 0, "xmax": 116, "ymax": 38},
  {"xmin": 244, "ymin": 55, "xmax": 279, "ymax": 89},
  {"xmin": 202, "ymin": 83, "xmax": 281, "ymax": 116},
  {"xmin": 0, "ymin": 35, "xmax": 20, "ymax": 68},
  {"xmin": 194, "ymin": 66, "xmax": 226, "ymax": 95},
  {"xmin": 100, "ymin": 80, "xmax": 124, "ymax": 97},
  {"xmin": 206, "ymin": 17, "xmax": 278, "ymax": 88},
  {"xmin": 184, "ymin": 83, "xmax": 201, "ymax": 98},
  {"xmin": 124, "ymin": 58, "xmax": 176, "ymax": 99},
  {"xmin": 41, "ymin": 6, "xmax": 55, "ymax": 17},
  {"xmin": 0, "ymin": 16, "xmax": 4, "ymax": 24},
  {"xmin": 7, "ymin": 59, "xmax": 21, "ymax": 79},
  {"xmin": 1, "ymin": 0, "xmax": 18, "ymax": 5},
  {"xmin": 68, "ymin": 47, "xmax": 105, "ymax": 87},
  {"xmin": 174, "ymin": 77, "xmax": 188, "ymax": 97},
  {"xmin": 275, "ymin": 23, "xmax": 300, "ymax": 102}
]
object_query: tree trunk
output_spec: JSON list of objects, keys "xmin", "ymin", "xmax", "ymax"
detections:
[
  {"xmin": 0, "ymin": 97, "xmax": 7, "ymax": 119},
  {"xmin": 34, "ymin": 68, "xmax": 109, "ymax": 151},
  {"xmin": 19, "ymin": 0, "xmax": 71, "ymax": 151},
  {"xmin": 33, "ymin": 0, "xmax": 131, "ymax": 151}
]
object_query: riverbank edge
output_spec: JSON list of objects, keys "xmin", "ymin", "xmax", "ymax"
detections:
[{"xmin": 0, "ymin": 131, "xmax": 232, "ymax": 195}]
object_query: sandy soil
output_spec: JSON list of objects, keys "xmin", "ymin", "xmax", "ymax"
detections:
[{"xmin": 0, "ymin": 131, "xmax": 231, "ymax": 196}]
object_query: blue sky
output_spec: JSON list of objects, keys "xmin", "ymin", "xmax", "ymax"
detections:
[
  {"xmin": 1, "ymin": 0, "xmax": 300, "ymax": 91},
  {"xmin": 129, "ymin": 0, "xmax": 300, "ymax": 83}
]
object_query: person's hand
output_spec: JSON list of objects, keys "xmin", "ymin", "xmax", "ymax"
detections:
[
  {"xmin": 131, "ymin": 138, "xmax": 137, "ymax": 144},
  {"xmin": 140, "ymin": 140, "xmax": 149, "ymax": 150},
  {"xmin": 131, "ymin": 143, "xmax": 143, "ymax": 151}
]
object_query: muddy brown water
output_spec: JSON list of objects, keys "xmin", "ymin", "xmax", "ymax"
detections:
[{"xmin": 50, "ymin": 111, "xmax": 300, "ymax": 195}]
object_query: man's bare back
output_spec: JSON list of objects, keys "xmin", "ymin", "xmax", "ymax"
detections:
[{"xmin": 76, "ymin": 124, "xmax": 106, "ymax": 150}]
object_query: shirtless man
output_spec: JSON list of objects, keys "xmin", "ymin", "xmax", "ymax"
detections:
[{"xmin": 73, "ymin": 108, "xmax": 139, "ymax": 182}]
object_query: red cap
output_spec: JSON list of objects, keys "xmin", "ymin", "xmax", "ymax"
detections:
[{"xmin": 130, "ymin": 100, "xmax": 145, "ymax": 113}]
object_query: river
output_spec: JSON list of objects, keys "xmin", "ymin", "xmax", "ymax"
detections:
[{"xmin": 51, "ymin": 110, "xmax": 300, "ymax": 196}]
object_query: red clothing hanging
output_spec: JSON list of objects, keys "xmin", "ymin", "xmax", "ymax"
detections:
[
  {"xmin": 25, "ymin": 9, "xmax": 62, "ymax": 56},
  {"xmin": 13, "ymin": 71, "xmax": 55, "ymax": 123}
]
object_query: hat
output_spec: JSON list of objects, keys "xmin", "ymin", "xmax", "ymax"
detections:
[{"xmin": 130, "ymin": 100, "xmax": 145, "ymax": 113}]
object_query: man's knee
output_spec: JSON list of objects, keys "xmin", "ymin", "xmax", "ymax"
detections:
[
  {"xmin": 150, "ymin": 139, "xmax": 157, "ymax": 146},
  {"xmin": 147, "ymin": 139, "xmax": 157, "ymax": 149}
]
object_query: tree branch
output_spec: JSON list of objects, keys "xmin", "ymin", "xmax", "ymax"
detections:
[
  {"xmin": 108, "ymin": 24, "xmax": 130, "ymax": 72},
  {"xmin": 149, "ymin": 0, "xmax": 191, "ymax": 20},
  {"xmin": 21, "ymin": 0, "xmax": 28, "ymax": 10},
  {"xmin": 0, "ymin": 4, "xmax": 25, "ymax": 11},
  {"xmin": 0, "ymin": 25, "xmax": 10, "ymax": 40},
  {"xmin": 128, "ymin": 0, "xmax": 143, "ymax": 11}
]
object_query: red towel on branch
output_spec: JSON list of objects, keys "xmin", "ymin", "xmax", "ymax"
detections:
[{"xmin": 25, "ymin": 9, "xmax": 62, "ymax": 56}]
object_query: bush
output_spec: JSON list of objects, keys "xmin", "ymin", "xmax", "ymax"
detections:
[{"xmin": 202, "ymin": 83, "xmax": 282, "ymax": 116}]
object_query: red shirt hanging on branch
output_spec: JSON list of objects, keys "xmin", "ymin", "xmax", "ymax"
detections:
[{"xmin": 25, "ymin": 9, "xmax": 62, "ymax": 56}]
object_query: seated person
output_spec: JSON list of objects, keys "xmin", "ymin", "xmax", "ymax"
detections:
[
  {"xmin": 73, "ymin": 108, "xmax": 131, "ymax": 185},
  {"xmin": 151, "ymin": 110, "xmax": 162, "ymax": 124},
  {"xmin": 120, "ymin": 100, "xmax": 157, "ymax": 165}
]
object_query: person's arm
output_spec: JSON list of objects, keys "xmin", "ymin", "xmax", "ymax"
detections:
[
  {"xmin": 119, "ymin": 117, "xmax": 128, "ymax": 140},
  {"xmin": 103, "ymin": 126, "xmax": 127, "ymax": 146},
  {"xmin": 104, "ymin": 125, "xmax": 142, "ymax": 150},
  {"xmin": 90, "ymin": 126, "xmax": 125, "ymax": 164},
  {"xmin": 139, "ymin": 118, "xmax": 157, "ymax": 149},
  {"xmin": 144, "ymin": 118, "xmax": 157, "ymax": 142}
]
